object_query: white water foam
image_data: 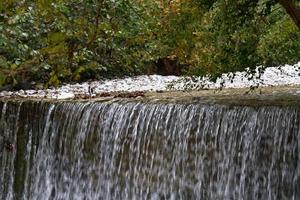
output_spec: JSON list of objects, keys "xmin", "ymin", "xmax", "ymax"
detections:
[{"xmin": 1, "ymin": 62, "xmax": 300, "ymax": 99}]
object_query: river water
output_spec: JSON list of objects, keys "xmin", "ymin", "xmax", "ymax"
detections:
[{"xmin": 0, "ymin": 100, "xmax": 299, "ymax": 200}]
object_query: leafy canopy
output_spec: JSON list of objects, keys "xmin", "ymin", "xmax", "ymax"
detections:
[{"xmin": 0, "ymin": 0, "xmax": 299, "ymax": 88}]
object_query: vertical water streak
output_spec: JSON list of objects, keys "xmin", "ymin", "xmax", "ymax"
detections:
[{"xmin": 0, "ymin": 100, "xmax": 299, "ymax": 200}]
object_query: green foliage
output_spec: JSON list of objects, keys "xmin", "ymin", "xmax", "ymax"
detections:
[
  {"xmin": 258, "ymin": 15, "xmax": 300, "ymax": 66},
  {"xmin": 0, "ymin": 0, "xmax": 299, "ymax": 89}
]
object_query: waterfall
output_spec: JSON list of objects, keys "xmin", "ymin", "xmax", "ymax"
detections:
[{"xmin": 0, "ymin": 100, "xmax": 299, "ymax": 200}]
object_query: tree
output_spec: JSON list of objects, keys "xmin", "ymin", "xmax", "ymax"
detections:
[
  {"xmin": 278, "ymin": 0, "xmax": 300, "ymax": 29},
  {"xmin": 1, "ymin": 0, "xmax": 300, "ymax": 89}
]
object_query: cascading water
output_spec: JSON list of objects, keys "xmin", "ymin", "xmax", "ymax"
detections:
[{"xmin": 0, "ymin": 100, "xmax": 299, "ymax": 200}]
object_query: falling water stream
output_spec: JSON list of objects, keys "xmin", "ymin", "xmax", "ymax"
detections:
[{"xmin": 0, "ymin": 99, "xmax": 299, "ymax": 200}]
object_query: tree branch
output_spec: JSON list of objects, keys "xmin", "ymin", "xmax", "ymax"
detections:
[{"xmin": 278, "ymin": 0, "xmax": 300, "ymax": 29}]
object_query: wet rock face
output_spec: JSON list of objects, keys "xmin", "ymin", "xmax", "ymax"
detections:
[{"xmin": 0, "ymin": 100, "xmax": 300, "ymax": 200}]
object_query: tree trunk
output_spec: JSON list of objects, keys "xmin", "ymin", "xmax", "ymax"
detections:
[{"xmin": 278, "ymin": 0, "xmax": 300, "ymax": 29}]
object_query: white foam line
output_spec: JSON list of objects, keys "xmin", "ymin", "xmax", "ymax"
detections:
[{"xmin": 1, "ymin": 62, "xmax": 300, "ymax": 99}]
